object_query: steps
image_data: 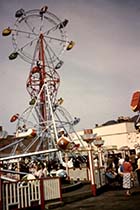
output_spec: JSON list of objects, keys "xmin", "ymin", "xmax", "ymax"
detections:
[
  {"xmin": 45, "ymin": 182, "xmax": 91, "ymax": 209},
  {"xmin": 45, "ymin": 201, "xmax": 64, "ymax": 209}
]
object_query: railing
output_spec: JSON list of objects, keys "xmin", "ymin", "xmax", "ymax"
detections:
[
  {"xmin": 68, "ymin": 167, "xmax": 90, "ymax": 181},
  {"xmin": 0, "ymin": 167, "xmax": 106, "ymax": 210},
  {"xmin": 0, "ymin": 176, "xmax": 62, "ymax": 210},
  {"xmin": 68, "ymin": 166, "xmax": 106, "ymax": 188}
]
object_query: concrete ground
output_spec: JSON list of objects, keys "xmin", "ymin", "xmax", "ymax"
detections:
[{"xmin": 52, "ymin": 183, "xmax": 140, "ymax": 210}]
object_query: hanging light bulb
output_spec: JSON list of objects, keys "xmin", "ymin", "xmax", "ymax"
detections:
[
  {"xmin": 66, "ymin": 41, "xmax": 75, "ymax": 50},
  {"xmin": 2, "ymin": 27, "xmax": 12, "ymax": 36},
  {"xmin": 9, "ymin": 52, "xmax": 19, "ymax": 60}
]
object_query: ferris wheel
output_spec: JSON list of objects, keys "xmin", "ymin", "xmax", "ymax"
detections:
[
  {"xmin": 4, "ymin": 6, "xmax": 73, "ymax": 64},
  {"xmin": 2, "ymin": 5, "xmax": 82, "ymax": 156}
]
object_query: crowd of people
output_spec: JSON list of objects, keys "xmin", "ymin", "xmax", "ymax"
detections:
[
  {"xmin": 1, "ymin": 155, "xmax": 88, "ymax": 182},
  {"xmin": 1, "ymin": 149, "xmax": 140, "ymax": 195},
  {"xmin": 105, "ymin": 151, "xmax": 140, "ymax": 196}
]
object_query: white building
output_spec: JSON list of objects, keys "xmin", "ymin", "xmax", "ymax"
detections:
[
  {"xmin": 73, "ymin": 121, "xmax": 140, "ymax": 152},
  {"xmin": 93, "ymin": 122, "xmax": 139, "ymax": 150}
]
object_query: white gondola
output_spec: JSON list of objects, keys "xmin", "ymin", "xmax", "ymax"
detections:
[{"xmin": 15, "ymin": 128, "xmax": 36, "ymax": 139}]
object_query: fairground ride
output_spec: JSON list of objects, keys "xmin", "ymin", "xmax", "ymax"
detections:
[{"xmin": 1, "ymin": 5, "xmax": 84, "ymax": 161}]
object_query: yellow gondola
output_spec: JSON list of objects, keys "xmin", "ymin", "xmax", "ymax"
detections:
[
  {"xmin": 66, "ymin": 41, "xmax": 75, "ymax": 50},
  {"xmin": 2, "ymin": 28, "xmax": 12, "ymax": 36},
  {"xmin": 29, "ymin": 98, "xmax": 36, "ymax": 105}
]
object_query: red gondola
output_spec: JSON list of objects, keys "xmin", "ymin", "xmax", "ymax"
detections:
[
  {"xmin": 10, "ymin": 113, "xmax": 19, "ymax": 122},
  {"xmin": 130, "ymin": 91, "xmax": 140, "ymax": 112}
]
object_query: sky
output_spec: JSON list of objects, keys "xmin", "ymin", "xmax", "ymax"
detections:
[{"xmin": 1, "ymin": 0, "xmax": 140, "ymax": 135}]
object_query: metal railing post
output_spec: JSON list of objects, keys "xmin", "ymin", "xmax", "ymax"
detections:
[
  {"xmin": 40, "ymin": 178, "xmax": 45, "ymax": 210},
  {"xmin": 0, "ymin": 171, "xmax": 2, "ymax": 210}
]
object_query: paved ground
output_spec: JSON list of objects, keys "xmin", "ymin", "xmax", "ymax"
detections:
[{"xmin": 53, "ymin": 184, "xmax": 140, "ymax": 210}]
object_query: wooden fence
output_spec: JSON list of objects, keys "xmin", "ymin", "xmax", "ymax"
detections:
[{"xmin": 0, "ymin": 176, "xmax": 62, "ymax": 210}]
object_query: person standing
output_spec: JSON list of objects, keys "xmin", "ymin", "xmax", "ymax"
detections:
[
  {"xmin": 122, "ymin": 155, "xmax": 133, "ymax": 196},
  {"xmin": 130, "ymin": 151, "xmax": 137, "ymax": 171},
  {"xmin": 136, "ymin": 153, "xmax": 140, "ymax": 186}
]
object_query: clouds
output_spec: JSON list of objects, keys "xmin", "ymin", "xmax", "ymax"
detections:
[{"xmin": 1, "ymin": 0, "xmax": 140, "ymax": 133}]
